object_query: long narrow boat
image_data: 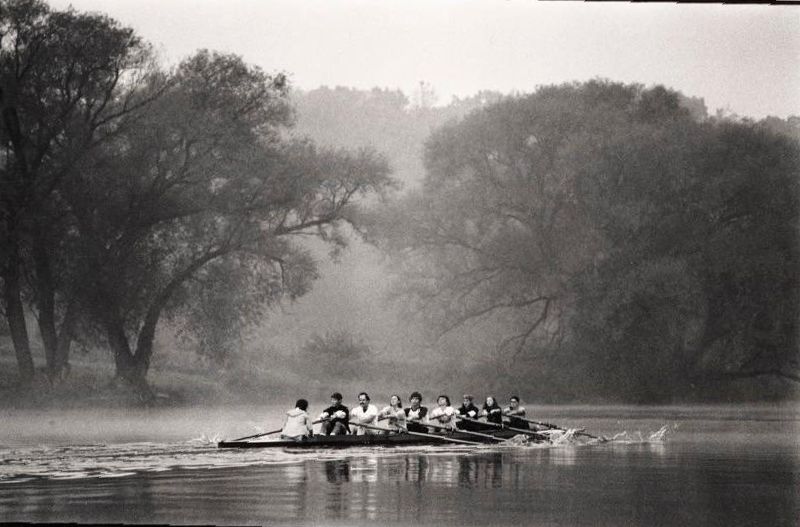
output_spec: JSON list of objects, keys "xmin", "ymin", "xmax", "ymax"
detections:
[{"xmin": 217, "ymin": 428, "xmax": 532, "ymax": 449}]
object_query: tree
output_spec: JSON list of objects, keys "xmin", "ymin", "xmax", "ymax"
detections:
[
  {"xmin": 297, "ymin": 330, "xmax": 371, "ymax": 380},
  {"xmin": 372, "ymin": 80, "xmax": 799, "ymax": 402},
  {"xmin": 0, "ymin": 0, "xmax": 162, "ymax": 383},
  {"xmin": 62, "ymin": 50, "xmax": 392, "ymax": 397}
]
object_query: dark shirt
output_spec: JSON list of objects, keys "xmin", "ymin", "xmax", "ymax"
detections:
[
  {"xmin": 456, "ymin": 403, "xmax": 481, "ymax": 430},
  {"xmin": 323, "ymin": 404, "xmax": 350, "ymax": 433},
  {"xmin": 404, "ymin": 406, "xmax": 428, "ymax": 433},
  {"xmin": 504, "ymin": 407, "xmax": 528, "ymax": 429},
  {"xmin": 457, "ymin": 403, "xmax": 480, "ymax": 418},
  {"xmin": 483, "ymin": 404, "xmax": 503, "ymax": 424}
]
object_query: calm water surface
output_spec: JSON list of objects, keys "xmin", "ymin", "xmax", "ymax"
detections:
[{"xmin": 0, "ymin": 404, "xmax": 797, "ymax": 526}]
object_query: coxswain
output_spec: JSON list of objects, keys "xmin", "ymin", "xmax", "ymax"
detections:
[
  {"xmin": 280, "ymin": 399, "xmax": 314, "ymax": 441},
  {"xmin": 481, "ymin": 396, "xmax": 503, "ymax": 425},
  {"xmin": 350, "ymin": 392, "xmax": 380, "ymax": 435},
  {"xmin": 429, "ymin": 395, "xmax": 458, "ymax": 430},
  {"xmin": 379, "ymin": 394, "xmax": 407, "ymax": 433},
  {"xmin": 456, "ymin": 394, "xmax": 481, "ymax": 431},
  {"xmin": 503, "ymin": 395, "xmax": 529, "ymax": 429},
  {"xmin": 404, "ymin": 391, "xmax": 429, "ymax": 433},
  {"xmin": 319, "ymin": 392, "xmax": 350, "ymax": 435}
]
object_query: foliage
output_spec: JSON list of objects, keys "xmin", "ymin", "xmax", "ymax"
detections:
[
  {"xmin": 372, "ymin": 80, "xmax": 799, "ymax": 402},
  {"xmin": 297, "ymin": 330, "xmax": 372, "ymax": 380},
  {"xmin": 1, "ymin": 1, "xmax": 394, "ymax": 397}
]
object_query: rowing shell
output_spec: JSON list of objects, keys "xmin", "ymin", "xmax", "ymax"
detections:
[{"xmin": 217, "ymin": 428, "xmax": 532, "ymax": 449}]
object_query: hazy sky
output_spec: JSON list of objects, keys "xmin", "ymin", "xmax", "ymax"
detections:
[{"xmin": 49, "ymin": 0, "xmax": 799, "ymax": 119}]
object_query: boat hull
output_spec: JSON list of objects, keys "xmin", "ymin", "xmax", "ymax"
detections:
[{"xmin": 217, "ymin": 429, "xmax": 533, "ymax": 449}]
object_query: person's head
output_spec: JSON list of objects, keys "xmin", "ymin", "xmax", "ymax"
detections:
[
  {"xmin": 409, "ymin": 391, "xmax": 422, "ymax": 407},
  {"xmin": 437, "ymin": 395, "xmax": 450, "ymax": 407},
  {"xmin": 462, "ymin": 394, "xmax": 473, "ymax": 405},
  {"xmin": 357, "ymin": 392, "xmax": 370, "ymax": 408},
  {"xmin": 295, "ymin": 399, "xmax": 308, "ymax": 411},
  {"xmin": 509, "ymin": 396, "xmax": 520, "ymax": 408},
  {"xmin": 390, "ymin": 394, "xmax": 403, "ymax": 408},
  {"xmin": 485, "ymin": 396, "xmax": 496, "ymax": 408},
  {"xmin": 330, "ymin": 392, "xmax": 343, "ymax": 406}
]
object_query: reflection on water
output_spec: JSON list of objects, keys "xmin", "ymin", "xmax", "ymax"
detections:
[{"xmin": 4, "ymin": 443, "xmax": 794, "ymax": 526}]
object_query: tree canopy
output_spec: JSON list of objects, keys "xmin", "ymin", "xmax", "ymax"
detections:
[
  {"xmin": 371, "ymin": 80, "xmax": 799, "ymax": 402},
  {"xmin": 1, "ymin": 0, "xmax": 393, "ymax": 399}
]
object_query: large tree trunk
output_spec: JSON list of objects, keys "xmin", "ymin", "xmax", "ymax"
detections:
[
  {"xmin": 2, "ymin": 245, "xmax": 35, "ymax": 385},
  {"xmin": 100, "ymin": 304, "xmax": 153, "ymax": 403},
  {"xmin": 32, "ymin": 230, "xmax": 60, "ymax": 379},
  {"xmin": 54, "ymin": 302, "xmax": 77, "ymax": 376},
  {"xmin": 132, "ymin": 249, "xmax": 228, "ymax": 379}
]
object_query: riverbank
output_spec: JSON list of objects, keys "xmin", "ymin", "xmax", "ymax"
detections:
[{"xmin": 0, "ymin": 355, "xmax": 300, "ymax": 409}]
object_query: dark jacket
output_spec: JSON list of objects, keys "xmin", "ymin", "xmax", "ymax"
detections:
[
  {"xmin": 404, "ymin": 406, "xmax": 428, "ymax": 432},
  {"xmin": 456, "ymin": 403, "xmax": 481, "ymax": 430},
  {"xmin": 322, "ymin": 404, "xmax": 350, "ymax": 433},
  {"xmin": 504, "ymin": 407, "xmax": 529, "ymax": 429},
  {"xmin": 483, "ymin": 403, "xmax": 503, "ymax": 424}
]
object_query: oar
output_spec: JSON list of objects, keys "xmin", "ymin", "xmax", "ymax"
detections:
[
  {"xmin": 424, "ymin": 420, "xmax": 509, "ymax": 442},
  {"xmin": 459, "ymin": 417, "xmax": 548, "ymax": 440},
  {"xmin": 514, "ymin": 416, "xmax": 562, "ymax": 430},
  {"xmin": 231, "ymin": 418, "xmax": 325, "ymax": 442},
  {"xmin": 514, "ymin": 416, "xmax": 608, "ymax": 442},
  {"xmin": 349, "ymin": 420, "xmax": 481, "ymax": 446}
]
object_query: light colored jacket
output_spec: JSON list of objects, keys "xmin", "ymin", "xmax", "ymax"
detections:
[
  {"xmin": 350, "ymin": 404, "xmax": 379, "ymax": 435},
  {"xmin": 281, "ymin": 408, "xmax": 312, "ymax": 438}
]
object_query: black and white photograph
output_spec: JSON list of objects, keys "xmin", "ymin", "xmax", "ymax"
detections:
[{"xmin": 0, "ymin": 1, "xmax": 798, "ymax": 525}]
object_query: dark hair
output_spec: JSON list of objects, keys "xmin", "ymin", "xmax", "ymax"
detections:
[
  {"xmin": 390, "ymin": 394, "xmax": 403, "ymax": 408},
  {"xmin": 295, "ymin": 399, "xmax": 308, "ymax": 411},
  {"xmin": 437, "ymin": 395, "xmax": 451, "ymax": 406},
  {"xmin": 510, "ymin": 396, "xmax": 520, "ymax": 403},
  {"xmin": 330, "ymin": 392, "xmax": 343, "ymax": 401},
  {"xmin": 410, "ymin": 391, "xmax": 422, "ymax": 401},
  {"xmin": 358, "ymin": 392, "xmax": 370, "ymax": 401},
  {"xmin": 462, "ymin": 394, "xmax": 473, "ymax": 401},
  {"xmin": 484, "ymin": 396, "xmax": 499, "ymax": 409}
]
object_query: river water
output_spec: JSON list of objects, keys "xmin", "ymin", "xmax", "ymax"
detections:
[{"xmin": 0, "ymin": 404, "xmax": 797, "ymax": 526}]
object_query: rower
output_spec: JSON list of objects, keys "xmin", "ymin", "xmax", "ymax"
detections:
[
  {"xmin": 281, "ymin": 399, "xmax": 314, "ymax": 441},
  {"xmin": 379, "ymin": 394, "xmax": 407, "ymax": 433},
  {"xmin": 404, "ymin": 391, "xmax": 428, "ymax": 433},
  {"xmin": 350, "ymin": 392, "xmax": 380, "ymax": 435},
  {"xmin": 480, "ymin": 396, "xmax": 503, "ymax": 425},
  {"xmin": 319, "ymin": 392, "xmax": 350, "ymax": 435},
  {"xmin": 503, "ymin": 395, "xmax": 529, "ymax": 429},
  {"xmin": 456, "ymin": 394, "xmax": 480, "ymax": 431},
  {"xmin": 429, "ymin": 395, "xmax": 458, "ymax": 431}
]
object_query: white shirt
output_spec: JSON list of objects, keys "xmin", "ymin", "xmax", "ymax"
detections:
[
  {"xmin": 350, "ymin": 404, "xmax": 379, "ymax": 435},
  {"xmin": 380, "ymin": 406, "xmax": 407, "ymax": 431},
  {"xmin": 429, "ymin": 406, "xmax": 458, "ymax": 428}
]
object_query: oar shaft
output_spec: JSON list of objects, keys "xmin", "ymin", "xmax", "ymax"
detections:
[
  {"xmin": 349, "ymin": 420, "xmax": 481, "ymax": 445},
  {"xmin": 232, "ymin": 418, "xmax": 326, "ymax": 442},
  {"xmin": 514, "ymin": 416, "xmax": 604, "ymax": 440},
  {"xmin": 459, "ymin": 417, "xmax": 546, "ymax": 439},
  {"xmin": 424, "ymin": 420, "xmax": 507, "ymax": 442}
]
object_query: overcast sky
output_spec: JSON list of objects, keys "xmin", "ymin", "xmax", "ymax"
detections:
[{"xmin": 49, "ymin": 0, "xmax": 799, "ymax": 119}]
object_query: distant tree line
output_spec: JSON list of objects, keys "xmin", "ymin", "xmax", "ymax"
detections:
[
  {"xmin": 0, "ymin": 0, "xmax": 392, "ymax": 400},
  {"xmin": 366, "ymin": 82, "xmax": 799, "ymax": 402}
]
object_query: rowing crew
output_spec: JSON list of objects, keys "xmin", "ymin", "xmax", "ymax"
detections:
[{"xmin": 280, "ymin": 391, "xmax": 530, "ymax": 441}]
